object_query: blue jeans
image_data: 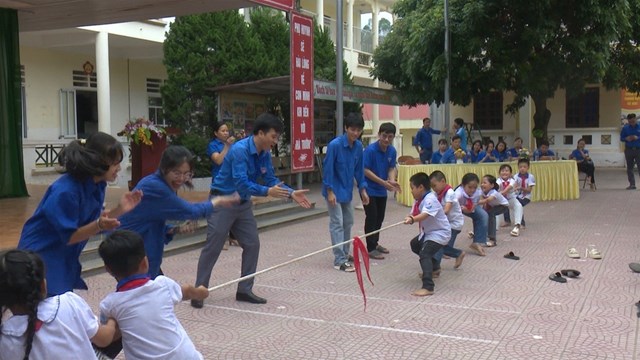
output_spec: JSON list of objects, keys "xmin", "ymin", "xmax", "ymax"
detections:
[
  {"xmin": 463, "ymin": 207, "xmax": 488, "ymax": 244},
  {"xmin": 327, "ymin": 201, "xmax": 354, "ymax": 266},
  {"xmin": 434, "ymin": 229, "xmax": 462, "ymax": 262}
]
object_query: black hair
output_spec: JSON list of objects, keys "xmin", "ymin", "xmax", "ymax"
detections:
[
  {"xmin": 496, "ymin": 140, "xmax": 507, "ymax": 152},
  {"xmin": 483, "ymin": 174, "xmax": 500, "ymax": 191},
  {"xmin": 0, "ymin": 250, "xmax": 46, "ymax": 360},
  {"xmin": 499, "ymin": 164, "xmax": 513, "ymax": 173},
  {"xmin": 454, "ymin": 118, "xmax": 464, "ymax": 127},
  {"xmin": 409, "ymin": 172, "xmax": 430, "ymax": 189},
  {"xmin": 99, "ymin": 230, "xmax": 147, "ymax": 279},
  {"xmin": 472, "ymin": 140, "xmax": 483, "ymax": 150},
  {"xmin": 59, "ymin": 131, "xmax": 123, "ymax": 180},
  {"xmin": 212, "ymin": 121, "xmax": 229, "ymax": 134},
  {"xmin": 451, "ymin": 135, "xmax": 461, "ymax": 142},
  {"xmin": 422, "ymin": 117, "xmax": 430, "ymax": 123},
  {"xmin": 253, "ymin": 112, "xmax": 283, "ymax": 135},
  {"xmin": 485, "ymin": 140, "xmax": 495, "ymax": 149},
  {"xmin": 627, "ymin": 113, "xmax": 636, "ymax": 120},
  {"xmin": 518, "ymin": 158, "xmax": 530, "ymax": 166},
  {"xmin": 438, "ymin": 138, "xmax": 448, "ymax": 145},
  {"xmin": 461, "ymin": 172, "xmax": 480, "ymax": 186},
  {"xmin": 514, "ymin": 137, "xmax": 523, "ymax": 142},
  {"xmin": 158, "ymin": 145, "xmax": 195, "ymax": 189},
  {"xmin": 344, "ymin": 112, "xmax": 365, "ymax": 130},
  {"xmin": 577, "ymin": 138, "xmax": 587, "ymax": 145},
  {"xmin": 378, "ymin": 122, "xmax": 396, "ymax": 135},
  {"xmin": 429, "ymin": 170, "xmax": 447, "ymax": 183},
  {"xmin": 539, "ymin": 140, "xmax": 550, "ymax": 147}
]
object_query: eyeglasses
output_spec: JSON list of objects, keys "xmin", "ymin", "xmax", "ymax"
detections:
[
  {"xmin": 380, "ymin": 134, "xmax": 395, "ymax": 140},
  {"xmin": 169, "ymin": 170, "xmax": 193, "ymax": 180}
]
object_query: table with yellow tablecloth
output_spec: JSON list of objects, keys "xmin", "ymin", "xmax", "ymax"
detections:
[{"xmin": 396, "ymin": 160, "xmax": 579, "ymax": 206}]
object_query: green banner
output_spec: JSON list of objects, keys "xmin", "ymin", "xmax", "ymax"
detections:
[
  {"xmin": 313, "ymin": 80, "xmax": 403, "ymax": 106},
  {"xmin": 0, "ymin": 8, "xmax": 28, "ymax": 198}
]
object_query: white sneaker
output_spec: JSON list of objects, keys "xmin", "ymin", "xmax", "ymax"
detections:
[
  {"xmin": 510, "ymin": 225, "xmax": 520, "ymax": 237},
  {"xmin": 566, "ymin": 247, "xmax": 580, "ymax": 258}
]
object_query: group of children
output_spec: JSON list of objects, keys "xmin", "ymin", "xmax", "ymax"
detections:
[
  {"xmin": 0, "ymin": 230, "xmax": 207, "ymax": 360},
  {"xmin": 405, "ymin": 158, "xmax": 535, "ymax": 296}
]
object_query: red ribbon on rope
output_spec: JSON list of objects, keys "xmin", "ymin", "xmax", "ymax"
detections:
[{"xmin": 352, "ymin": 236, "xmax": 374, "ymax": 310}]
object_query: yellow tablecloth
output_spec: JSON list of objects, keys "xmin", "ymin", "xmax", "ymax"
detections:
[{"xmin": 396, "ymin": 160, "xmax": 579, "ymax": 206}]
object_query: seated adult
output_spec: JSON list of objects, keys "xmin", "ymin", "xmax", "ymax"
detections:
[
  {"xmin": 431, "ymin": 139, "xmax": 455, "ymax": 164},
  {"xmin": 450, "ymin": 135, "xmax": 468, "ymax": 163},
  {"xmin": 493, "ymin": 140, "xmax": 509, "ymax": 162},
  {"xmin": 569, "ymin": 138, "xmax": 596, "ymax": 190},
  {"xmin": 507, "ymin": 137, "xmax": 524, "ymax": 160},
  {"xmin": 533, "ymin": 140, "xmax": 556, "ymax": 160},
  {"xmin": 468, "ymin": 140, "xmax": 483, "ymax": 163},
  {"xmin": 478, "ymin": 140, "xmax": 497, "ymax": 163}
]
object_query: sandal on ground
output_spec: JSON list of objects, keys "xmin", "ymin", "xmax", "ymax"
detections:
[
  {"xmin": 587, "ymin": 247, "xmax": 603, "ymax": 260},
  {"xmin": 503, "ymin": 251, "xmax": 520, "ymax": 260},
  {"xmin": 560, "ymin": 269, "xmax": 580, "ymax": 278},
  {"xmin": 411, "ymin": 288, "xmax": 434, "ymax": 296},
  {"xmin": 629, "ymin": 263, "xmax": 640, "ymax": 273},
  {"xmin": 566, "ymin": 247, "xmax": 580, "ymax": 259},
  {"xmin": 454, "ymin": 251, "xmax": 466, "ymax": 269},
  {"xmin": 549, "ymin": 272, "xmax": 567, "ymax": 283},
  {"xmin": 469, "ymin": 243, "xmax": 486, "ymax": 256}
]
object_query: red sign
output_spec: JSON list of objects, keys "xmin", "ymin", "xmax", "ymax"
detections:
[
  {"xmin": 250, "ymin": 0, "xmax": 294, "ymax": 12},
  {"xmin": 290, "ymin": 13, "xmax": 314, "ymax": 172}
]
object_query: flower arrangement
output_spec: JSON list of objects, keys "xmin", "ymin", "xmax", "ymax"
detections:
[
  {"xmin": 454, "ymin": 148, "xmax": 466, "ymax": 158},
  {"xmin": 518, "ymin": 148, "xmax": 530, "ymax": 160},
  {"xmin": 118, "ymin": 117, "xmax": 166, "ymax": 145}
]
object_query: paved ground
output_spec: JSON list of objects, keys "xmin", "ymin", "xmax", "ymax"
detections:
[
  {"xmin": 61, "ymin": 170, "xmax": 640, "ymax": 360},
  {"xmin": 11, "ymin": 168, "xmax": 640, "ymax": 359}
]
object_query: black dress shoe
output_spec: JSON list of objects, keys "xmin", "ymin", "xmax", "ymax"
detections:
[
  {"xmin": 190, "ymin": 299, "xmax": 204, "ymax": 309},
  {"xmin": 236, "ymin": 291, "xmax": 267, "ymax": 304}
]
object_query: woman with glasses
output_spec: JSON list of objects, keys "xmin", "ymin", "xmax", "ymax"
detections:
[{"xmin": 118, "ymin": 145, "xmax": 238, "ymax": 278}]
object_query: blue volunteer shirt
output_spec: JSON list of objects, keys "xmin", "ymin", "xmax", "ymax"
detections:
[
  {"xmin": 431, "ymin": 148, "xmax": 455, "ymax": 164},
  {"xmin": 322, "ymin": 134, "xmax": 367, "ymax": 203},
  {"xmin": 213, "ymin": 135, "xmax": 292, "ymax": 200},
  {"xmin": 118, "ymin": 171, "xmax": 214, "ymax": 278},
  {"xmin": 18, "ymin": 174, "xmax": 105, "ymax": 295},
  {"xmin": 413, "ymin": 127, "xmax": 441, "ymax": 151},
  {"xmin": 206, "ymin": 138, "xmax": 225, "ymax": 182},
  {"xmin": 493, "ymin": 149, "xmax": 509, "ymax": 162},
  {"xmin": 364, "ymin": 141, "xmax": 397, "ymax": 197},
  {"xmin": 478, "ymin": 150, "xmax": 495, "ymax": 162},
  {"xmin": 508, "ymin": 148, "xmax": 520, "ymax": 158},
  {"xmin": 469, "ymin": 150, "xmax": 482, "ymax": 163},
  {"xmin": 533, "ymin": 149, "xmax": 555, "ymax": 159},
  {"xmin": 456, "ymin": 127, "xmax": 468, "ymax": 150},
  {"xmin": 621, "ymin": 123, "xmax": 640, "ymax": 147},
  {"xmin": 570, "ymin": 148, "xmax": 589, "ymax": 161}
]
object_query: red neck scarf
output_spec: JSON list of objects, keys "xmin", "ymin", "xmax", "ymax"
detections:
[
  {"xmin": 501, "ymin": 180, "xmax": 509, "ymax": 190},
  {"xmin": 436, "ymin": 185, "xmax": 453, "ymax": 203},
  {"xmin": 116, "ymin": 274, "xmax": 151, "ymax": 292},
  {"xmin": 411, "ymin": 192, "xmax": 429, "ymax": 216},
  {"xmin": 519, "ymin": 173, "xmax": 529, "ymax": 189}
]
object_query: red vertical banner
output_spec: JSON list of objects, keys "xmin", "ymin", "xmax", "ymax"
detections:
[{"xmin": 290, "ymin": 13, "xmax": 314, "ymax": 172}]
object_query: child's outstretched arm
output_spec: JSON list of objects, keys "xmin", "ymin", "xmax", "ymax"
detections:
[
  {"xmin": 182, "ymin": 285, "xmax": 209, "ymax": 301},
  {"xmin": 92, "ymin": 318, "xmax": 118, "ymax": 348}
]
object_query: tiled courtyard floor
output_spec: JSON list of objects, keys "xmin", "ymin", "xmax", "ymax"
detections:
[{"xmin": 6, "ymin": 168, "xmax": 640, "ymax": 359}]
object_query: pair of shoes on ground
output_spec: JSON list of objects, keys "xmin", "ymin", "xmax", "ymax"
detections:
[
  {"xmin": 549, "ymin": 269, "xmax": 581, "ymax": 283},
  {"xmin": 566, "ymin": 246, "xmax": 602, "ymax": 259},
  {"xmin": 190, "ymin": 291, "xmax": 267, "ymax": 308}
]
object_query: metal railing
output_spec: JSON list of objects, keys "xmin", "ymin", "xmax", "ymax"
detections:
[{"xmin": 35, "ymin": 144, "xmax": 65, "ymax": 167}]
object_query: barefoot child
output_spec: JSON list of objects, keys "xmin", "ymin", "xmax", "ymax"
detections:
[
  {"xmin": 478, "ymin": 175, "xmax": 510, "ymax": 247},
  {"xmin": 98, "ymin": 230, "xmax": 209, "ymax": 360},
  {"xmin": 0, "ymin": 250, "xmax": 116, "ymax": 360},
  {"xmin": 404, "ymin": 172, "xmax": 451, "ymax": 296},
  {"xmin": 496, "ymin": 164, "xmax": 523, "ymax": 236},
  {"xmin": 429, "ymin": 171, "xmax": 466, "ymax": 270}
]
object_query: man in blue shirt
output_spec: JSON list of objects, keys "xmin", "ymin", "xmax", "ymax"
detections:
[
  {"xmin": 431, "ymin": 139, "xmax": 455, "ymax": 164},
  {"xmin": 363, "ymin": 123, "xmax": 401, "ymax": 260},
  {"xmin": 193, "ymin": 113, "xmax": 311, "ymax": 307},
  {"xmin": 413, "ymin": 117, "xmax": 442, "ymax": 163},
  {"xmin": 621, "ymin": 113, "xmax": 640, "ymax": 189},
  {"xmin": 323, "ymin": 113, "xmax": 369, "ymax": 272}
]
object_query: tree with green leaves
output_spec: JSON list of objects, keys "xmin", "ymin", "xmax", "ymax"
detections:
[{"xmin": 372, "ymin": 0, "xmax": 640, "ymax": 145}]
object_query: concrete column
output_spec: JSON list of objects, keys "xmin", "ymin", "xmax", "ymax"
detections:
[
  {"xmin": 372, "ymin": 1, "xmax": 379, "ymax": 48},
  {"xmin": 96, "ymin": 31, "xmax": 111, "ymax": 134},
  {"xmin": 317, "ymin": 0, "xmax": 324, "ymax": 29},
  {"xmin": 346, "ymin": 0, "xmax": 354, "ymax": 49}
]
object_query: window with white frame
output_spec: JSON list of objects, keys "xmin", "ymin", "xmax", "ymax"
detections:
[{"xmin": 147, "ymin": 78, "xmax": 165, "ymax": 126}]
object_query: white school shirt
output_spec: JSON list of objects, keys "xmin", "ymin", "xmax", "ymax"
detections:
[
  {"xmin": 482, "ymin": 189, "xmax": 509, "ymax": 207},
  {"xmin": 414, "ymin": 192, "xmax": 451, "ymax": 245},
  {"xmin": 496, "ymin": 177, "xmax": 517, "ymax": 200},
  {"xmin": 454, "ymin": 186, "xmax": 482, "ymax": 211},
  {"xmin": 99, "ymin": 276, "xmax": 203, "ymax": 360},
  {"xmin": 513, "ymin": 173, "xmax": 536, "ymax": 200},
  {"xmin": 438, "ymin": 188, "xmax": 464, "ymax": 231},
  {"xmin": 0, "ymin": 292, "xmax": 99, "ymax": 360}
]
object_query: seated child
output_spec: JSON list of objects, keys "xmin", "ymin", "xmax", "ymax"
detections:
[
  {"xmin": 496, "ymin": 164, "xmax": 523, "ymax": 236},
  {"xmin": 533, "ymin": 140, "xmax": 556, "ymax": 161},
  {"xmin": 429, "ymin": 171, "xmax": 466, "ymax": 270},
  {"xmin": 478, "ymin": 175, "xmax": 510, "ymax": 247},
  {"xmin": 455, "ymin": 173, "xmax": 488, "ymax": 256},
  {"xmin": 404, "ymin": 172, "xmax": 451, "ymax": 297},
  {"xmin": 0, "ymin": 250, "xmax": 116, "ymax": 360},
  {"xmin": 98, "ymin": 230, "xmax": 209, "ymax": 360}
]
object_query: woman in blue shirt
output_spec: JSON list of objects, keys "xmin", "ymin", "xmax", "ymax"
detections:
[
  {"xmin": 207, "ymin": 121, "xmax": 235, "ymax": 181},
  {"xmin": 494, "ymin": 140, "xmax": 509, "ymax": 162},
  {"xmin": 469, "ymin": 140, "xmax": 483, "ymax": 163},
  {"xmin": 569, "ymin": 138, "xmax": 596, "ymax": 190},
  {"xmin": 18, "ymin": 132, "xmax": 143, "ymax": 296},
  {"xmin": 478, "ymin": 140, "xmax": 497, "ymax": 163},
  {"xmin": 118, "ymin": 145, "xmax": 238, "ymax": 278}
]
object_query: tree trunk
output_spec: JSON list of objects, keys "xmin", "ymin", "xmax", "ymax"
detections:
[{"xmin": 531, "ymin": 94, "xmax": 551, "ymax": 148}]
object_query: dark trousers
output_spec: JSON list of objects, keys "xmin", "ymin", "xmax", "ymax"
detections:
[
  {"xmin": 504, "ymin": 198, "xmax": 530, "ymax": 225},
  {"xmin": 94, "ymin": 338, "xmax": 122, "ymax": 358},
  {"xmin": 363, "ymin": 196, "xmax": 387, "ymax": 252},
  {"xmin": 410, "ymin": 236, "xmax": 444, "ymax": 291},
  {"xmin": 420, "ymin": 149, "xmax": 433, "ymax": 164},
  {"xmin": 195, "ymin": 200, "xmax": 259, "ymax": 294},
  {"xmin": 578, "ymin": 162, "xmax": 596, "ymax": 184},
  {"xmin": 486, "ymin": 205, "xmax": 508, "ymax": 241},
  {"xmin": 434, "ymin": 229, "xmax": 462, "ymax": 262},
  {"xmin": 625, "ymin": 148, "xmax": 640, "ymax": 186}
]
